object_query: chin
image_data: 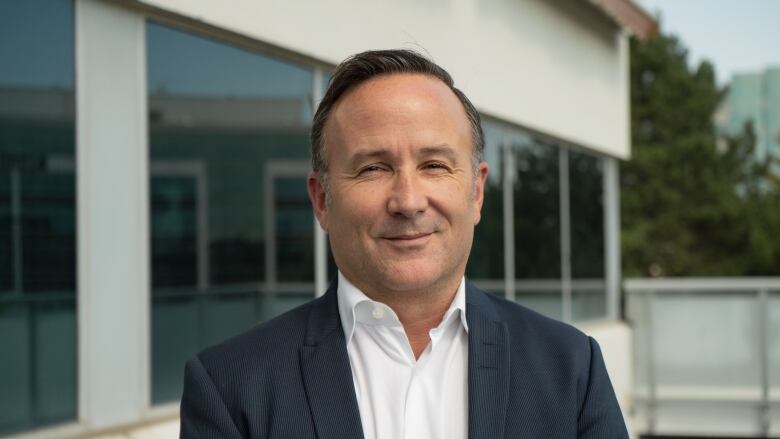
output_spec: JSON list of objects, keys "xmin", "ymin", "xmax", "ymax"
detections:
[{"xmin": 377, "ymin": 263, "xmax": 446, "ymax": 293}]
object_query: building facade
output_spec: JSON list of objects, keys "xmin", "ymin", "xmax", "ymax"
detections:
[
  {"xmin": 715, "ymin": 67, "xmax": 780, "ymax": 186},
  {"xmin": 0, "ymin": 0, "xmax": 653, "ymax": 436}
]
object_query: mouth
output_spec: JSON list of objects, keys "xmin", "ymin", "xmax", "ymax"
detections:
[
  {"xmin": 381, "ymin": 232, "xmax": 434, "ymax": 247},
  {"xmin": 385, "ymin": 232, "xmax": 432, "ymax": 240}
]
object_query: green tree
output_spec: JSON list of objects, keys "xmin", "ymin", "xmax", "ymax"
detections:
[{"xmin": 622, "ymin": 31, "xmax": 780, "ymax": 277}]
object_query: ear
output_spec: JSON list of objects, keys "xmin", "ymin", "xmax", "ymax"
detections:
[
  {"xmin": 472, "ymin": 162, "xmax": 489, "ymax": 225},
  {"xmin": 307, "ymin": 171, "xmax": 329, "ymax": 231}
]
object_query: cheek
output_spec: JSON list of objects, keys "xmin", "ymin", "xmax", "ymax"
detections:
[
  {"xmin": 330, "ymin": 190, "xmax": 384, "ymax": 234},
  {"xmin": 430, "ymin": 185, "xmax": 473, "ymax": 221}
]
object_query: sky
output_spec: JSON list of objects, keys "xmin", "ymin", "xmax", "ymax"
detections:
[{"xmin": 634, "ymin": 0, "xmax": 780, "ymax": 85}]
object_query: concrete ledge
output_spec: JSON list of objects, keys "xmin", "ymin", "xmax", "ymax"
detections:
[
  {"xmin": 87, "ymin": 419, "xmax": 178, "ymax": 439},
  {"xmin": 578, "ymin": 319, "xmax": 635, "ymax": 437}
]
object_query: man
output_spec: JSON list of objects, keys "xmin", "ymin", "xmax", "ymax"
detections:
[{"xmin": 180, "ymin": 49, "xmax": 628, "ymax": 439}]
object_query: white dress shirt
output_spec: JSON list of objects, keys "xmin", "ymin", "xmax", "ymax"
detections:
[{"xmin": 337, "ymin": 271, "xmax": 469, "ymax": 439}]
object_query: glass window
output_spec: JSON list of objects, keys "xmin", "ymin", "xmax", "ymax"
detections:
[
  {"xmin": 467, "ymin": 121, "xmax": 505, "ymax": 294},
  {"xmin": 513, "ymin": 134, "xmax": 562, "ymax": 318},
  {"xmin": 0, "ymin": 0, "xmax": 77, "ymax": 435},
  {"xmin": 147, "ymin": 22, "xmax": 316, "ymax": 404},
  {"xmin": 569, "ymin": 150, "xmax": 606, "ymax": 321},
  {"xmin": 319, "ymin": 70, "xmax": 332, "ymax": 102},
  {"xmin": 468, "ymin": 120, "xmax": 608, "ymax": 322}
]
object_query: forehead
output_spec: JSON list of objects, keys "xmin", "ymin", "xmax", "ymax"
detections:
[
  {"xmin": 334, "ymin": 73, "xmax": 463, "ymax": 117},
  {"xmin": 325, "ymin": 73, "xmax": 472, "ymax": 150}
]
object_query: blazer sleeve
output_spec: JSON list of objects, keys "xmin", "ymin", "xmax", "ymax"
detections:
[
  {"xmin": 577, "ymin": 337, "xmax": 629, "ymax": 439},
  {"xmin": 180, "ymin": 356, "xmax": 245, "ymax": 439}
]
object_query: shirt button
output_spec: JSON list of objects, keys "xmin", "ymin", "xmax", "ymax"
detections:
[{"xmin": 371, "ymin": 307, "xmax": 385, "ymax": 320}]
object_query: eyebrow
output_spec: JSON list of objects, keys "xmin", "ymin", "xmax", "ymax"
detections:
[
  {"xmin": 346, "ymin": 144, "xmax": 460, "ymax": 169},
  {"xmin": 417, "ymin": 144, "xmax": 458, "ymax": 164},
  {"xmin": 346, "ymin": 148, "xmax": 393, "ymax": 170}
]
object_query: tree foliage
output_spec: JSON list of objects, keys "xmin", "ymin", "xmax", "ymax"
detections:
[{"xmin": 621, "ymin": 32, "xmax": 780, "ymax": 277}]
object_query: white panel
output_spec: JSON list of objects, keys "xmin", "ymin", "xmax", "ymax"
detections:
[
  {"xmin": 76, "ymin": 0, "xmax": 148, "ymax": 427},
  {"xmin": 579, "ymin": 321, "xmax": 634, "ymax": 434},
  {"xmin": 652, "ymin": 295, "xmax": 761, "ymax": 388},
  {"xmin": 136, "ymin": 0, "xmax": 630, "ymax": 158},
  {"xmin": 654, "ymin": 403, "xmax": 762, "ymax": 436}
]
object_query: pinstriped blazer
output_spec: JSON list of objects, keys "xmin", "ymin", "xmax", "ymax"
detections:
[{"xmin": 180, "ymin": 280, "xmax": 628, "ymax": 438}]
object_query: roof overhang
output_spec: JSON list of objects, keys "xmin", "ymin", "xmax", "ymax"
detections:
[{"xmin": 585, "ymin": 0, "xmax": 658, "ymax": 39}]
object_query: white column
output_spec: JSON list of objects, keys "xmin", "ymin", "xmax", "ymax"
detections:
[
  {"xmin": 313, "ymin": 70, "xmax": 328, "ymax": 297},
  {"xmin": 603, "ymin": 157, "xmax": 621, "ymax": 320},
  {"xmin": 76, "ymin": 0, "xmax": 149, "ymax": 427},
  {"xmin": 559, "ymin": 148, "xmax": 572, "ymax": 323},
  {"xmin": 502, "ymin": 140, "xmax": 515, "ymax": 301}
]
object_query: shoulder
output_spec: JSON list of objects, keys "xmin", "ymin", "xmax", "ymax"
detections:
[
  {"xmin": 489, "ymin": 292, "xmax": 586, "ymax": 339},
  {"xmin": 467, "ymin": 287, "xmax": 627, "ymax": 435},
  {"xmin": 180, "ymin": 296, "xmax": 329, "ymax": 435},
  {"xmin": 194, "ymin": 295, "xmax": 322, "ymax": 381},
  {"xmin": 469, "ymin": 287, "xmax": 592, "ymax": 365}
]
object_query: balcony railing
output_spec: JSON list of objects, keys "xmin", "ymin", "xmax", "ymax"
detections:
[{"xmin": 625, "ymin": 278, "xmax": 780, "ymax": 437}]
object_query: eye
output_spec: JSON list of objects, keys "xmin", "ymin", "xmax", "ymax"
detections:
[
  {"xmin": 422, "ymin": 161, "xmax": 451, "ymax": 172},
  {"xmin": 358, "ymin": 164, "xmax": 386, "ymax": 176}
]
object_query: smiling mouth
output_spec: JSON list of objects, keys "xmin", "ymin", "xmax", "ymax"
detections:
[
  {"xmin": 386, "ymin": 233, "xmax": 432, "ymax": 240},
  {"xmin": 380, "ymin": 232, "xmax": 434, "ymax": 248}
]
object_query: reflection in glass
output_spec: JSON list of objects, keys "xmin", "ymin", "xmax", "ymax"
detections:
[
  {"xmin": 466, "ymin": 120, "xmax": 607, "ymax": 322},
  {"xmin": 513, "ymin": 137, "xmax": 561, "ymax": 278},
  {"xmin": 151, "ymin": 176, "xmax": 197, "ymax": 287},
  {"xmin": 569, "ymin": 150, "xmax": 606, "ymax": 320},
  {"xmin": 147, "ymin": 22, "xmax": 315, "ymax": 403},
  {"xmin": 319, "ymin": 71, "xmax": 332, "ymax": 102},
  {"xmin": 514, "ymin": 136, "xmax": 562, "ymax": 318},
  {"xmin": 0, "ymin": 0, "xmax": 77, "ymax": 435},
  {"xmin": 468, "ymin": 121, "xmax": 504, "ymax": 286},
  {"xmin": 275, "ymin": 177, "xmax": 314, "ymax": 281}
]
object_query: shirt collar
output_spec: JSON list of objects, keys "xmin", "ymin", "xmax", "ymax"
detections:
[{"xmin": 336, "ymin": 271, "xmax": 469, "ymax": 345}]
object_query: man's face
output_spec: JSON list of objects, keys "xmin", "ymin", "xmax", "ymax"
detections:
[{"xmin": 308, "ymin": 73, "xmax": 488, "ymax": 296}]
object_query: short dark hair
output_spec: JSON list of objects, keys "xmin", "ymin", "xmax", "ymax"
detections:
[{"xmin": 310, "ymin": 49, "xmax": 484, "ymax": 176}]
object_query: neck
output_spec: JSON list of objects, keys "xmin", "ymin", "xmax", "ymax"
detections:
[{"xmin": 357, "ymin": 276, "xmax": 462, "ymax": 359}]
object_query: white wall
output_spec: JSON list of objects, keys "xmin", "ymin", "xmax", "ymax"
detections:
[
  {"xmin": 580, "ymin": 321, "xmax": 635, "ymax": 437},
  {"xmin": 135, "ymin": 0, "xmax": 631, "ymax": 159}
]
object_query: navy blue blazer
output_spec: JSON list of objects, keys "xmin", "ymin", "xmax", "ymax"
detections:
[{"xmin": 180, "ymin": 281, "xmax": 628, "ymax": 438}]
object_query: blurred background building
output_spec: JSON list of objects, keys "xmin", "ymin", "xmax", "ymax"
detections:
[{"xmin": 715, "ymin": 67, "xmax": 780, "ymax": 187}]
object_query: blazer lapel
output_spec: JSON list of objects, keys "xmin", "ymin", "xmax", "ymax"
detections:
[
  {"xmin": 466, "ymin": 283, "xmax": 510, "ymax": 439},
  {"xmin": 300, "ymin": 280, "xmax": 364, "ymax": 439}
]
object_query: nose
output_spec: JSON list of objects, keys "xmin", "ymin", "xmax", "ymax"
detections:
[{"xmin": 386, "ymin": 170, "xmax": 428, "ymax": 218}]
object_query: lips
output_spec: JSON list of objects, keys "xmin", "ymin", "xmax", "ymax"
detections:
[
  {"xmin": 385, "ymin": 232, "xmax": 432, "ymax": 240},
  {"xmin": 379, "ymin": 232, "xmax": 435, "ymax": 249}
]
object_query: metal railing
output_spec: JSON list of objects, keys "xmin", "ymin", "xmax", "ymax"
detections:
[
  {"xmin": 0, "ymin": 292, "xmax": 77, "ymax": 436},
  {"xmin": 624, "ymin": 278, "xmax": 780, "ymax": 437}
]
